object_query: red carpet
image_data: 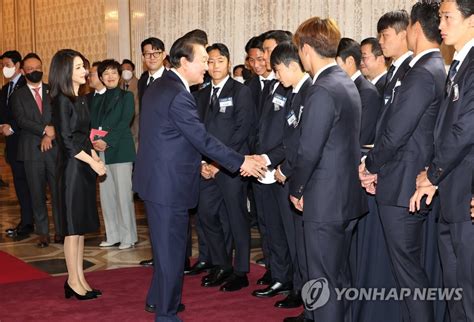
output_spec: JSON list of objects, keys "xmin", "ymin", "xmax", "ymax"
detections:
[
  {"xmin": 0, "ymin": 251, "xmax": 49, "ymax": 284},
  {"xmin": 0, "ymin": 263, "xmax": 301, "ymax": 321}
]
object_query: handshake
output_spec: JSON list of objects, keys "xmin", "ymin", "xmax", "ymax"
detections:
[{"xmin": 201, "ymin": 155, "xmax": 268, "ymax": 179}]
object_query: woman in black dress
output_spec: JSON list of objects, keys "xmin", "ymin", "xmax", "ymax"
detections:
[{"xmin": 49, "ymin": 49, "xmax": 106, "ymax": 300}]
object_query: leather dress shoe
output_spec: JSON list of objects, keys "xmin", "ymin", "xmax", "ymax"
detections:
[
  {"xmin": 275, "ymin": 290, "xmax": 303, "ymax": 308},
  {"xmin": 256, "ymin": 270, "xmax": 272, "ymax": 285},
  {"xmin": 183, "ymin": 257, "xmax": 191, "ymax": 272},
  {"xmin": 140, "ymin": 258, "xmax": 153, "ymax": 266},
  {"xmin": 283, "ymin": 312, "xmax": 313, "ymax": 322},
  {"xmin": 220, "ymin": 274, "xmax": 249, "ymax": 292},
  {"xmin": 145, "ymin": 303, "xmax": 185, "ymax": 313},
  {"xmin": 7, "ymin": 223, "xmax": 34, "ymax": 237},
  {"xmin": 201, "ymin": 268, "xmax": 233, "ymax": 287},
  {"xmin": 37, "ymin": 235, "xmax": 50, "ymax": 248},
  {"xmin": 252, "ymin": 281, "xmax": 293, "ymax": 298},
  {"xmin": 185, "ymin": 261, "xmax": 214, "ymax": 276}
]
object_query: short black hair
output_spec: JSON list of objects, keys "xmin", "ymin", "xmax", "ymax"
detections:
[
  {"xmin": 361, "ymin": 37, "xmax": 384, "ymax": 57},
  {"xmin": 245, "ymin": 36, "xmax": 264, "ymax": 54},
  {"xmin": 270, "ymin": 42, "xmax": 304, "ymax": 71},
  {"xmin": 91, "ymin": 61, "xmax": 102, "ymax": 68},
  {"xmin": 21, "ymin": 53, "xmax": 42, "ymax": 69},
  {"xmin": 183, "ymin": 29, "xmax": 208, "ymax": 45},
  {"xmin": 377, "ymin": 10, "xmax": 409, "ymax": 34},
  {"xmin": 49, "ymin": 49, "xmax": 83, "ymax": 99},
  {"xmin": 453, "ymin": 0, "xmax": 474, "ymax": 18},
  {"xmin": 121, "ymin": 59, "xmax": 135, "ymax": 71},
  {"xmin": 98, "ymin": 59, "xmax": 122, "ymax": 78},
  {"xmin": 337, "ymin": 38, "xmax": 362, "ymax": 69},
  {"xmin": 169, "ymin": 35, "xmax": 203, "ymax": 68},
  {"xmin": 140, "ymin": 37, "xmax": 165, "ymax": 53},
  {"xmin": 206, "ymin": 43, "xmax": 230, "ymax": 61},
  {"xmin": 410, "ymin": 2, "xmax": 442, "ymax": 44},
  {"xmin": 233, "ymin": 64, "xmax": 245, "ymax": 74},
  {"xmin": 262, "ymin": 30, "xmax": 293, "ymax": 45},
  {"xmin": 1, "ymin": 50, "xmax": 22, "ymax": 64}
]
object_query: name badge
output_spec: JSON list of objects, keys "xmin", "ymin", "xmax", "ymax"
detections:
[
  {"xmin": 272, "ymin": 94, "xmax": 287, "ymax": 111},
  {"xmin": 452, "ymin": 84, "xmax": 459, "ymax": 102},
  {"xmin": 297, "ymin": 105, "xmax": 304, "ymax": 123},
  {"xmin": 286, "ymin": 110, "xmax": 297, "ymax": 127},
  {"xmin": 390, "ymin": 79, "xmax": 402, "ymax": 104},
  {"xmin": 219, "ymin": 97, "xmax": 233, "ymax": 113}
]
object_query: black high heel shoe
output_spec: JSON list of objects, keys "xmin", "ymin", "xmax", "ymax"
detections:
[
  {"xmin": 64, "ymin": 281, "xmax": 97, "ymax": 300},
  {"xmin": 88, "ymin": 288, "xmax": 102, "ymax": 297}
]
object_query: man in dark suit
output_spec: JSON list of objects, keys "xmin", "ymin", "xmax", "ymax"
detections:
[
  {"xmin": 251, "ymin": 30, "xmax": 296, "ymax": 299},
  {"xmin": 376, "ymin": 10, "xmax": 413, "ymax": 122},
  {"xmin": 270, "ymin": 42, "xmax": 312, "ymax": 312},
  {"xmin": 361, "ymin": 3, "xmax": 447, "ymax": 321},
  {"xmin": 194, "ymin": 43, "xmax": 256, "ymax": 292},
  {"xmin": 287, "ymin": 17, "xmax": 366, "ymax": 322},
  {"xmin": 137, "ymin": 37, "xmax": 167, "ymax": 109},
  {"xmin": 11, "ymin": 53, "xmax": 60, "ymax": 247},
  {"xmin": 337, "ymin": 37, "xmax": 382, "ymax": 146},
  {"xmin": 0, "ymin": 50, "xmax": 34, "ymax": 238},
  {"xmin": 132, "ymin": 34, "xmax": 266, "ymax": 322},
  {"xmin": 360, "ymin": 37, "xmax": 388, "ymax": 95},
  {"xmin": 410, "ymin": 1, "xmax": 474, "ymax": 320}
]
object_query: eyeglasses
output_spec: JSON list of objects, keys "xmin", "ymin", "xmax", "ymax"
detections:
[{"xmin": 143, "ymin": 51, "xmax": 163, "ymax": 59}]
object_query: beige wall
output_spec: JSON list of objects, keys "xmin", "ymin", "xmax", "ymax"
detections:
[{"xmin": 1, "ymin": 0, "xmax": 107, "ymax": 84}]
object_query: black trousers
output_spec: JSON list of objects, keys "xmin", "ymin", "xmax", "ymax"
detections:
[
  {"xmin": 438, "ymin": 215, "xmax": 474, "ymax": 322},
  {"xmin": 198, "ymin": 173, "xmax": 249, "ymax": 272},
  {"xmin": 378, "ymin": 204, "xmax": 434, "ymax": 322}
]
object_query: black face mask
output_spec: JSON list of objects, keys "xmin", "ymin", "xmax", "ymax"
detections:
[{"xmin": 25, "ymin": 71, "xmax": 43, "ymax": 83}]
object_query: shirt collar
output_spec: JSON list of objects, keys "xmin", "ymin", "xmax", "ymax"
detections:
[
  {"xmin": 453, "ymin": 38, "xmax": 474, "ymax": 71},
  {"xmin": 149, "ymin": 66, "xmax": 165, "ymax": 80},
  {"xmin": 10, "ymin": 73, "xmax": 21, "ymax": 85},
  {"xmin": 211, "ymin": 75, "xmax": 230, "ymax": 90},
  {"xmin": 392, "ymin": 51, "xmax": 413, "ymax": 68},
  {"xmin": 27, "ymin": 83, "xmax": 42, "ymax": 91},
  {"xmin": 351, "ymin": 70, "xmax": 362, "ymax": 82},
  {"xmin": 292, "ymin": 73, "xmax": 310, "ymax": 93},
  {"xmin": 259, "ymin": 71, "xmax": 275, "ymax": 88},
  {"xmin": 409, "ymin": 48, "xmax": 440, "ymax": 68},
  {"xmin": 371, "ymin": 71, "xmax": 387, "ymax": 85},
  {"xmin": 312, "ymin": 62, "xmax": 337, "ymax": 84},
  {"xmin": 95, "ymin": 87, "xmax": 106, "ymax": 95},
  {"xmin": 171, "ymin": 68, "xmax": 190, "ymax": 93}
]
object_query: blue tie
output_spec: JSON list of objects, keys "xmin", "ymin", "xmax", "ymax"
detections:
[{"xmin": 446, "ymin": 60, "xmax": 460, "ymax": 94}]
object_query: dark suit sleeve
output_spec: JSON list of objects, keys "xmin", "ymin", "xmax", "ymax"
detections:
[
  {"xmin": 365, "ymin": 69, "xmax": 436, "ymax": 173},
  {"xmin": 103, "ymin": 91, "xmax": 134, "ymax": 148},
  {"xmin": 11, "ymin": 92, "xmax": 46, "ymax": 136},
  {"xmin": 0, "ymin": 88, "xmax": 7, "ymax": 124},
  {"xmin": 228, "ymin": 86, "xmax": 255, "ymax": 152},
  {"xmin": 169, "ymin": 91, "xmax": 244, "ymax": 172},
  {"xmin": 359, "ymin": 86, "xmax": 381, "ymax": 146},
  {"xmin": 290, "ymin": 87, "xmax": 335, "ymax": 198},
  {"xmin": 55, "ymin": 96, "xmax": 87, "ymax": 158},
  {"xmin": 427, "ymin": 72, "xmax": 474, "ymax": 185}
]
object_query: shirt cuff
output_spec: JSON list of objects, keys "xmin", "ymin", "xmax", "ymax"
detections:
[
  {"xmin": 278, "ymin": 167, "xmax": 286, "ymax": 178},
  {"xmin": 262, "ymin": 154, "xmax": 271, "ymax": 166}
]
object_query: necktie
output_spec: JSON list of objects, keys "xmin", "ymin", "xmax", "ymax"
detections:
[
  {"xmin": 125, "ymin": 83, "xmax": 129, "ymax": 91},
  {"xmin": 446, "ymin": 60, "xmax": 460, "ymax": 94},
  {"xmin": 147, "ymin": 76, "xmax": 154, "ymax": 87},
  {"xmin": 384, "ymin": 64, "xmax": 396, "ymax": 88},
  {"xmin": 32, "ymin": 87, "xmax": 43, "ymax": 114},
  {"xmin": 209, "ymin": 87, "xmax": 220, "ymax": 111},
  {"xmin": 6, "ymin": 82, "xmax": 14, "ymax": 105}
]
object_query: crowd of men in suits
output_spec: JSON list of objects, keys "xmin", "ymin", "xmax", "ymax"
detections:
[{"xmin": 1, "ymin": 0, "xmax": 473, "ymax": 321}]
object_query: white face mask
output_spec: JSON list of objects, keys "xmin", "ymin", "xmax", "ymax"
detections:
[
  {"xmin": 3, "ymin": 66, "xmax": 16, "ymax": 79},
  {"xmin": 234, "ymin": 76, "xmax": 244, "ymax": 84},
  {"xmin": 122, "ymin": 70, "xmax": 133, "ymax": 81}
]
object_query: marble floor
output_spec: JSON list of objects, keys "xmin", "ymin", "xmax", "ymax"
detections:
[{"xmin": 0, "ymin": 145, "xmax": 263, "ymax": 277}]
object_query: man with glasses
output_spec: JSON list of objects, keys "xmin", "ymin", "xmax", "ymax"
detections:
[
  {"xmin": 137, "ymin": 37, "xmax": 166, "ymax": 110},
  {"xmin": 360, "ymin": 37, "xmax": 388, "ymax": 95}
]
